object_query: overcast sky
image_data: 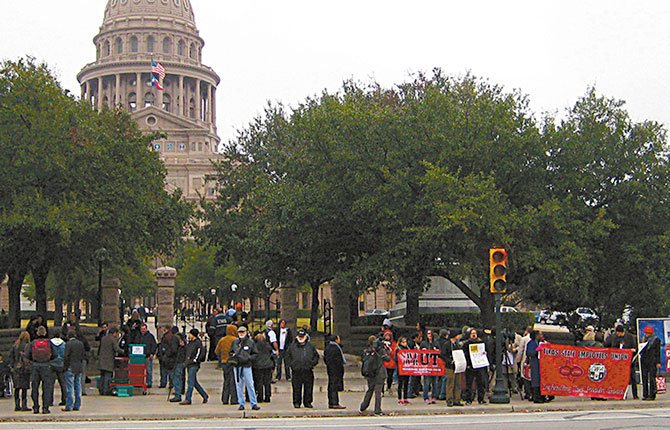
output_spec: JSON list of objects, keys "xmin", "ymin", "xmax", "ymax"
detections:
[{"xmin": 2, "ymin": 1, "xmax": 670, "ymax": 144}]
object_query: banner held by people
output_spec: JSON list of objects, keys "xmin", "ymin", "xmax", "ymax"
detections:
[{"xmin": 397, "ymin": 349, "xmax": 445, "ymax": 377}]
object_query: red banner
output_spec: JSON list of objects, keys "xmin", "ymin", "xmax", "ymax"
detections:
[
  {"xmin": 397, "ymin": 349, "xmax": 445, "ymax": 376},
  {"xmin": 539, "ymin": 343, "xmax": 633, "ymax": 400}
]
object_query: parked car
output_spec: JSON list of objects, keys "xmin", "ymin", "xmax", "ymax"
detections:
[
  {"xmin": 548, "ymin": 311, "xmax": 567, "ymax": 325},
  {"xmin": 365, "ymin": 309, "xmax": 389, "ymax": 317},
  {"xmin": 538, "ymin": 309, "xmax": 552, "ymax": 323},
  {"xmin": 500, "ymin": 306, "xmax": 517, "ymax": 313},
  {"xmin": 574, "ymin": 307, "xmax": 599, "ymax": 323}
]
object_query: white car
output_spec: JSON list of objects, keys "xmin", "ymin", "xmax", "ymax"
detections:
[
  {"xmin": 500, "ymin": 306, "xmax": 518, "ymax": 313},
  {"xmin": 365, "ymin": 309, "xmax": 389, "ymax": 317},
  {"xmin": 548, "ymin": 311, "xmax": 567, "ymax": 325},
  {"xmin": 574, "ymin": 307, "xmax": 599, "ymax": 322}
]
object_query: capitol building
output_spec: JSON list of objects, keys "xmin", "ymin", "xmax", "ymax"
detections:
[{"xmin": 78, "ymin": 0, "xmax": 221, "ymax": 202}]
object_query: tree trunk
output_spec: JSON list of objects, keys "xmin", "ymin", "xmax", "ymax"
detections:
[
  {"xmin": 480, "ymin": 287, "xmax": 495, "ymax": 328},
  {"xmin": 33, "ymin": 264, "xmax": 50, "ymax": 317},
  {"xmin": 54, "ymin": 294, "xmax": 63, "ymax": 327},
  {"xmin": 280, "ymin": 284, "xmax": 298, "ymax": 333},
  {"xmin": 349, "ymin": 291, "xmax": 359, "ymax": 323},
  {"xmin": 332, "ymin": 280, "xmax": 352, "ymax": 347},
  {"xmin": 7, "ymin": 267, "xmax": 27, "ymax": 328},
  {"xmin": 405, "ymin": 287, "xmax": 421, "ymax": 326},
  {"xmin": 309, "ymin": 280, "xmax": 320, "ymax": 333}
]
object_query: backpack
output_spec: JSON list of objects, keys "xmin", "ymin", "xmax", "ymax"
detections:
[
  {"xmin": 32, "ymin": 339, "xmax": 51, "ymax": 363},
  {"xmin": 197, "ymin": 344, "xmax": 207, "ymax": 363},
  {"xmin": 361, "ymin": 350, "xmax": 381, "ymax": 378},
  {"xmin": 234, "ymin": 339, "xmax": 252, "ymax": 366}
]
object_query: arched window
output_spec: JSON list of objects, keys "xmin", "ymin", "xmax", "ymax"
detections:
[
  {"xmin": 130, "ymin": 36, "xmax": 138, "ymax": 52},
  {"xmin": 128, "ymin": 92, "xmax": 137, "ymax": 111},
  {"xmin": 163, "ymin": 94, "xmax": 171, "ymax": 112},
  {"xmin": 178, "ymin": 40, "xmax": 185, "ymax": 56},
  {"xmin": 163, "ymin": 37, "xmax": 171, "ymax": 54},
  {"xmin": 189, "ymin": 43, "xmax": 196, "ymax": 59},
  {"xmin": 104, "ymin": 40, "xmax": 111, "ymax": 57},
  {"xmin": 147, "ymin": 35, "xmax": 155, "ymax": 53},
  {"xmin": 145, "ymin": 92, "xmax": 155, "ymax": 108},
  {"xmin": 115, "ymin": 37, "xmax": 123, "ymax": 54}
]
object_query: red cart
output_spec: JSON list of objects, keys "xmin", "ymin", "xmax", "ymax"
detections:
[{"xmin": 110, "ymin": 357, "xmax": 148, "ymax": 396}]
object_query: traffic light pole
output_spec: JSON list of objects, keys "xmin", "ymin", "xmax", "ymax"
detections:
[{"xmin": 490, "ymin": 293, "xmax": 510, "ymax": 404}]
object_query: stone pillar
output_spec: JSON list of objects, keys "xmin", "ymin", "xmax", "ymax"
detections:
[
  {"xmin": 211, "ymin": 86, "xmax": 217, "ymax": 126},
  {"xmin": 179, "ymin": 75, "xmax": 185, "ymax": 117},
  {"xmin": 195, "ymin": 79, "xmax": 201, "ymax": 121},
  {"xmin": 83, "ymin": 81, "xmax": 89, "ymax": 102},
  {"xmin": 206, "ymin": 83, "xmax": 212, "ymax": 123},
  {"xmin": 280, "ymin": 284, "xmax": 298, "ymax": 333},
  {"xmin": 115, "ymin": 74, "xmax": 121, "ymax": 107},
  {"xmin": 97, "ymin": 77, "xmax": 103, "ymax": 111},
  {"xmin": 155, "ymin": 267, "xmax": 176, "ymax": 329},
  {"xmin": 101, "ymin": 277, "xmax": 121, "ymax": 325},
  {"xmin": 136, "ymin": 72, "xmax": 142, "ymax": 108},
  {"xmin": 332, "ymin": 282, "xmax": 352, "ymax": 345}
]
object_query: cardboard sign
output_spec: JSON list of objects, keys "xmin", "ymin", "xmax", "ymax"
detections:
[
  {"xmin": 539, "ymin": 343, "xmax": 633, "ymax": 400},
  {"xmin": 397, "ymin": 349, "xmax": 446, "ymax": 376},
  {"xmin": 453, "ymin": 349, "xmax": 467, "ymax": 373},
  {"xmin": 469, "ymin": 343, "xmax": 490, "ymax": 369}
]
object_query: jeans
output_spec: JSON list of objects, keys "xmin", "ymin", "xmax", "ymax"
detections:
[
  {"xmin": 146, "ymin": 358, "xmax": 154, "ymax": 387},
  {"xmin": 185, "ymin": 364, "xmax": 208, "ymax": 402},
  {"xmin": 160, "ymin": 362, "xmax": 174, "ymax": 388},
  {"xmin": 53, "ymin": 368, "xmax": 66, "ymax": 406},
  {"xmin": 397, "ymin": 375, "xmax": 409, "ymax": 400},
  {"xmin": 423, "ymin": 375, "xmax": 437, "ymax": 400},
  {"xmin": 64, "ymin": 370, "xmax": 82, "ymax": 411},
  {"xmin": 31, "ymin": 364, "xmax": 54, "ymax": 412},
  {"xmin": 172, "ymin": 363, "xmax": 185, "ymax": 400},
  {"xmin": 234, "ymin": 366, "xmax": 258, "ymax": 408}
]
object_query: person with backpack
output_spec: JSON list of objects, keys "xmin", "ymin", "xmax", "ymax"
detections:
[
  {"xmin": 62, "ymin": 329, "xmax": 85, "ymax": 412},
  {"xmin": 323, "ymin": 334, "xmax": 346, "ymax": 409},
  {"xmin": 10, "ymin": 331, "xmax": 32, "ymax": 411},
  {"xmin": 26, "ymin": 325, "xmax": 56, "ymax": 414},
  {"xmin": 49, "ymin": 330, "xmax": 67, "ymax": 407},
  {"xmin": 229, "ymin": 325, "xmax": 260, "ymax": 411},
  {"xmin": 359, "ymin": 335, "xmax": 390, "ymax": 416},
  {"xmin": 180, "ymin": 329, "xmax": 208, "ymax": 405},
  {"xmin": 285, "ymin": 329, "xmax": 320, "ymax": 408},
  {"xmin": 168, "ymin": 332, "xmax": 187, "ymax": 403},
  {"xmin": 158, "ymin": 326, "xmax": 178, "ymax": 389}
]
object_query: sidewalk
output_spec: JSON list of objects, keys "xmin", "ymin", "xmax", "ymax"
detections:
[{"xmin": 2, "ymin": 360, "xmax": 668, "ymax": 422}]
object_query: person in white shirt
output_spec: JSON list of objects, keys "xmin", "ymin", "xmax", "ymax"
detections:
[{"xmin": 276, "ymin": 319, "xmax": 293, "ymax": 381}]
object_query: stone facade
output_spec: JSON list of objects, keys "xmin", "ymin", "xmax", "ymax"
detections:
[{"xmin": 78, "ymin": 0, "xmax": 221, "ymax": 203}]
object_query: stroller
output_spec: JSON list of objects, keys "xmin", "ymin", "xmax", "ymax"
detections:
[{"xmin": 0, "ymin": 358, "xmax": 12, "ymax": 398}]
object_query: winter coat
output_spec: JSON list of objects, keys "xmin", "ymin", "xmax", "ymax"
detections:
[
  {"xmin": 641, "ymin": 334, "xmax": 661, "ymax": 367},
  {"xmin": 63, "ymin": 337, "xmax": 86, "ymax": 374},
  {"xmin": 285, "ymin": 340, "xmax": 319, "ymax": 371},
  {"xmin": 604, "ymin": 333, "xmax": 636, "ymax": 351},
  {"xmin": 363, "ymin": 343, "xmax": 390, "ymax": 385},
  {"xmin": 139, "ymin": 332, "xmax": 158, "ymax": 357},
  {"xmin": 230, "ymin": 337, "xmax": 258, "ymax": 368},
  {"xmin": 384, "ymin": 341, "xmax": 397, "ymax": 369},
  {"xmin": 184, "ymin": 338, "xmax": 204, "ymax": 368},
  {"xmin": 98, "ymin": 334, "xmax": 123, "ymax": 372},
  {"xmin": 439, "ymin": 340, "xmax": 460, "ymax": 370},
  {"xmin": 215, "ymin": 325, "xmax": 238, "ymax": 364},
  {"xmin": 253, "ymin": 339, "xmax": 275, "ymax": 370},
  {"xmin": 26, "ymin": 336, "xmax": 57, "ymax": 366},
  {"xmin": 10, "ymin": 340, "xmax": 31, "ymax": 389},
  {"xmin": 158, "ymin": 331, "xmax": 178, "ymax": 369},
  {"xmin": 50, "ymin": 337, "xmax": 66, "ymax": 371},
  {"xmin": 526, "ymin": 339, "xmax": 541, "ymax": 388},
  {"xmin": 323, "ymin": 341, "xmax": 345, "ymax": 391}
]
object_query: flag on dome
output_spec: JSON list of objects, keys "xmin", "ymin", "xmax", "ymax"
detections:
[
  {"xmin": 151, "ymin": 75, "xmax": 164, "ymax": 91},
  {"xmin": 151, "ymin": 60, "xmax": 165, "ymax": 91}
]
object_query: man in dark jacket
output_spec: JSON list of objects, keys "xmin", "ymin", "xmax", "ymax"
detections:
[
  {"xmin": 169, "ymin": 332, "xmax": 187, "ymax": 403},
  {"xmin": 98, "ymin": 327, "xmax": 123, "ymax": 396},
  {"xmin": 62, "ymin": 330, "xmax": 85, "ymax": 412},
  {"xmin": 286, "ymin": 329, "xmax": 319, "ymax": 408},
  {"xmin": 439, "ymin": 329, "xmax": 463, "ymax": 407},
  {"xmin": 640, "ymin": 325, "xmax": 661, "ymax": 400},
  {"xmin": 230, "ymin": 325, "xmax": 260, "ymax": 411},
  {"xmin": 139, "ymin": 323, "xmax": 158, "ymax": 388},
  {"xmin": 276, "ymin": 319, "xmax": 293, "ymax": 381},
  {"xmin": 180, "ymin": 329, "xmax": 208, "ymax": 405},
  {"xmin": 26, "ymin": 326, "xmax": 56, "ymax": 414},
  {"xmin": 158, "ymin": 326, "xmax": 178, "ymax": 389},
  {"xmin": 323, "ymin": 334, "xmax": 346, "ymax": 409},
  {"xmin": 605, "ymin": 324, "xmax": 638, "ymax": 399}
]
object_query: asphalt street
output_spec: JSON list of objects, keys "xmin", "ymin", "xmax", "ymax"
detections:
[{"xmin": 2, "ymin": 408, "xmax": 670, "ymax": 430}]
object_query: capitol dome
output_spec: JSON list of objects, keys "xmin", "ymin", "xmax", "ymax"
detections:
[{"xmin": 104, "ymin": 0, "xmax": 195, "ymax": 24}]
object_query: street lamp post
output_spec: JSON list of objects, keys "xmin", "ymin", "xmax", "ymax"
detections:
[
  {"xmin": 210, "ymin": 288, "xmax": 217, "ymax": 311},
  {"xmin": 93, "ymin": 247, "xmax": 109, "ymax": 323}
]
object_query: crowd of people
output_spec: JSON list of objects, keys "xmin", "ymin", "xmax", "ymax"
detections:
[{"xmin": 1, "ymin": 307, "xmax": 662, "ymax": 417}]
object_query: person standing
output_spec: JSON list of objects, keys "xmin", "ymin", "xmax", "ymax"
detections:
[
  {"xmin": 286, "ymin": 329, "xmax": 320, "ymax": 408},
  {"xmin": 61, "ymin": 330, "xmax": 85, "ymax": 412},
  {"xmin": 158, "ymin": 326, "xmax": 177, "ymax": 389},
  {"xmin": 229, "ymin": 326, "xmax": 260, "ymax": 411},
  {"xmin": 180, "ymin": 329, "xmax": 208, "ymax": 405},
  {"xmin": 515, "ymin": 326, "xmax": 532, "ymax": 400},
  {"xmin": 323, "ymin": 334, "xmax": 346, "ymax": 409},
  {"xmin": 382, "ymin": 331, "xmax": 397, "ymax": 396},
  {"xmin": 215, "ymin": 324, "xmax": 239, "ymax": 404},
  {"xmin": 359, "ymin": 335, "xmax": 390, "ymax": 416},
  {"xmin": 138, "ymin": 323, "xmax": 158, "ymax": 388},
  {"xmin": 420, "ymin": 329, "xmax": 439, "ymax": 404},
  {"xmin": 98, "ymin": 327, "xmax": 123, "ymax": 396},
  {"xmin": 276, "ymin": 319, "xmax": 293, "ymax": 381},
  {"xmin": 169, "ymin": 333, "xmax": 187, "ymax": 403},
  {"xmin": 440, "ymin": 329, "xmax": 463, "ymax": 407},
  {"xmin": 49, "ymin": 330, "xmax": 67, "ymax": 407},
  {"xmin": 526, "ymin": 330, "xmax": 547, "ymax": 403},
  {"xmin": 264, "ymin": 320, "xmax": 279, "ymax": 381},
  {"xmin": 604, "ymin": 324, "xmax": 638, "ymax": 399},
  {"xmin": 394, "ymin": 337, "xmax": 411, "ymax": 405},
  {"xmin": 462, "ymin": 329, "xmax": 487, "ymax": 405},
  {"xmin": 252, "ymin": 332, "xmax": 274, "ymax": 403},
  {"xmin": 10, "ymin": 331, "xmax": 32, "ymax": 411},
  {"xmin": 26, "ymin": 326, "xmax": 56, "ymax": 414},
  {"xmin": 640, "ymin": 325, "xmax": 661, "ymax": 401}
]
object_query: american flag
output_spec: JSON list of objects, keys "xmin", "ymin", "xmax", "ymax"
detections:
[{"xmin": 151, "ymin": 60, "xmax": 166, "ymax": 80}]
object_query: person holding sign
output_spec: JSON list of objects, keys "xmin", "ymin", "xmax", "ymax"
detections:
[
  {"xmin": 439, "ymin": 329, "xmax": 464, "ymax": 407},
  {"xmin": 393, "ymin": 337, "xmax": 411, "ymax": 404},
  {"xmin": 462, "ymin": 329, "xmax": 488, "ymax": 405},
  {"xmin": 420, "ymin": 330, "xmax": 440, "ymax": 404},
  {"xmin": 640, "ymin": 325, "xmax": 661, "ymax": 400}
]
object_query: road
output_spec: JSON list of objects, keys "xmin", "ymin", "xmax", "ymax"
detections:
[{"xmin": 3, "ymin": 408, "xmax": 670, "ymax": 430}]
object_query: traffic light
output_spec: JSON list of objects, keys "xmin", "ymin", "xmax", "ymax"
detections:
[{"xmin": 489, "ymin": 248, "xmax": 507, "ymax": 294}]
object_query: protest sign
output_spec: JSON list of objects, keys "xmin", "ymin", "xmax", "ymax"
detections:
[
  {"xmin": 539, "ymin": 343, "xmax": 633, "ymax": 400},
  {"xmin": 453, "ymin": 349, "xmax": 467, "ymax": 373},
  {"xmin": 397, "ymin": 349, "xmax": 446, "ymax": 376},
  {"xmin": 469, "ymin": 343, "xmax": 489, "ymax": 369}
]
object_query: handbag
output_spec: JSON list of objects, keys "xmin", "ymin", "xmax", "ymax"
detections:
[{"xmin": 656, "ymin": 376, "xmax": 666, "ymax": 394}]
